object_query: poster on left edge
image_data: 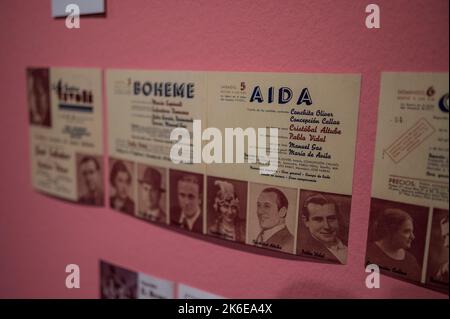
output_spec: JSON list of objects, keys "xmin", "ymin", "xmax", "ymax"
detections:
[{"xmin": 27, "ymin": 67, "xmax": 104, "ymax": 205}]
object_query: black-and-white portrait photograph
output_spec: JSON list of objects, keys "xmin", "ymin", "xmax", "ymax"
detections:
[
  {"xmin": 109, "ymin": 158, "xmax": 135, "ymax": 215},
  {"xmin": 206, "ymin": 176, "xmax": 247, "ymax": 243},
  {"xmin": 27, "ymin": 68, "xmax": 51, "ymax": 127},
  {"xmin": 297, "ymin": 190, "xmax": 351, "ymax": 264},
  {"xmin": 247, "ymin": 183, "xmax": 297, "ymax": 254},
  {"xmin": 136, "ymin": 164, "xmax": 167, "ymax": 224},
  {"xmin": 100, "ymin": 261, "xmax": 137, "ymax": 299},
  {"xmin": 76, "ymin": 153, "xmax": 104, "ymax": 206},
  {"xmin": 366, "ymin": 198, "xmax": 429, "ymax": 283},
  {"xmin": 169, "ymin": 170, "xmax": 204, "ymax": 233}
]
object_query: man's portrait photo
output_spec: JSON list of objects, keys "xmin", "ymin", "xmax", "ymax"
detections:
[
  {"xmin": 365, "ymin": 198, "xmax": 429, "ymax": 283},
  {"xmin": 206, "ymin": 176, "xmax": 247, "ymax": 243},
  {"xmin": 109, "ymin": 158, "xmax": 135, "ymax": 215},
  {"xmin": 297, "ymin": 191, "xmax": 350, "ymax": 264},
  {"xmin": 169, "ymin": 170, "xmax": 204, "ymax": 233},
  {"xmin": 426, "ymin": 208, "xmax": 449, "ymax": 290},
  {"xmin": 137, "ymin": 164, "xmax": 167, "ymax": 224},
  {"xmin": 27, "ymin": 68, "xmax": 51, "ymax": 127},
  {"xmin": 77, "ymin": 154, "xmax": 104, "ymax": 206},
  {"xmin": 247, "ymin": 183, "xmax": 297, "ymax": 254},
  {"xmin": 100, "ymin": 261, "xmax": 137, "ymax": 299}
]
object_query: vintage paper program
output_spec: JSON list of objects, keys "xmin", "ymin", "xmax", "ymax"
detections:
[
  {"xmin": 100, "ymin": 260, "xmax": 175, "ymax": 299},
  {"xmin": 27, "ymin": 67, "xmax": 104, "ymax": 205},
  {"xmin": 177, "ymin": 283, "xmax": 224, "ymax": 299},
  {"xmin": 106, "ymin": 70, "xmax": 206, "ymax": 231},
  {"xmin": 207, "ymin": 72, "xmax": 360, "ymax": 263},
  {"xmin": 107, "ymin": 70, "xmax": 361, "ymax": 263},
  {"xmin": 367, "ymin": 72, "xmax": 449, "ymax": 293}
]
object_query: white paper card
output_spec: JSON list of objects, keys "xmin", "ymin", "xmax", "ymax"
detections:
[{"xmin": 51, "ymin": 0, "xmax": 105, "ymax": 18}]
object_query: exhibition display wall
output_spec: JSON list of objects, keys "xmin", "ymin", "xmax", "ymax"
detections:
[{"xmin": 0, "ymin": 0, "xmax": 448, "ymax": 298}]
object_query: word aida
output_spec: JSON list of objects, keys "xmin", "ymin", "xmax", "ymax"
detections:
[
  {"xmin": 250, "ymin": 86, "xmax": 313, "ymax": 105},
  {"xmin": 170, "ymin": 120, "xmax": 279, "ymax": 174}
]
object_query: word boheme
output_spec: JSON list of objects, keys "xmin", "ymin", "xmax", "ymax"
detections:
[
  {"xmin": 133, "ymin": 80, "xmax": 195, "ymax": 99},
  {"xmin": 170, "ymin": 120, "xmax": 279, "ymax": 175}
]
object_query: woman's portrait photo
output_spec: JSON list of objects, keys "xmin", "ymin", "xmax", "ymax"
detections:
[
  {"xmin": 206, "ymin": 176, "xmax": 247, "ymax": 243},
  {"xmin": 366, "ymin": 198, "xmax": 429, "ymax": 283}
]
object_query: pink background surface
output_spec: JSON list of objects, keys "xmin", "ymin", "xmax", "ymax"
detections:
[{"xmin": 0, "ymin": 0, "xmax": 448, "ymax": 298}]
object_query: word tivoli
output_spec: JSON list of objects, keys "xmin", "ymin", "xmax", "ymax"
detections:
[{"xmin": 170, "ymin": 120, "xmax": 279, "ymax": 175}]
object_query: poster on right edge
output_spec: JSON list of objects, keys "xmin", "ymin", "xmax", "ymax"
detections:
[{"xmin": 366, "ymin": 72, "xmax": 449, "ymax": 293}]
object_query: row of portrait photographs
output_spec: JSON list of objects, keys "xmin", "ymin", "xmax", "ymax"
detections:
[
  {"xmin": 365, "ymin": 198, "xmax": 449, "ymax": 292},
  {"xmin": 100, "ymin": 260, "xmax": 223, "ymax": 299},
  {"xmin": 108, "ymin": 157, "xmax": 352, "ymax": 264}
]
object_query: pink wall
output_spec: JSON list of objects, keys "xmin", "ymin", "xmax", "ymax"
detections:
[{"xmin": 0, "ymin": 0, "xmax": 448, "ymax": 298}]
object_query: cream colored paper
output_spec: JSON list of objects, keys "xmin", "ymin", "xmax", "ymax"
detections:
[
  {"xmin": 107, "ymin": 70, "xmax": 361, "ymax": 262},
  {"xmin": 206, "ymin": 72, "xmax": 361, "ymax": 194},
  {"xmin": 28, "ymin": 67, "xmax": 103, "ymax": 204},
  {"xmin": 372, "ymin": 72, "xmax": 449, "ymax": 208},
  {"xmin": 207, "ymin": 72, "xmax": 360, "ymax": 261},
  {"xmin": 368, "ymin": 72, "xmax": 449, "ymax": 291},
  {"xmin": 106, "ymin": 70, "xmax": 207, "ymax": 229},
  {"xmin": 106, "ymin": 69, "xmax": 207, "ymax": 174}
]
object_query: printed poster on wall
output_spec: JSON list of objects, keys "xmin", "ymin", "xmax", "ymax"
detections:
[
  {"xmin": 177, "ymin": 283, "xmax": 224, "ymax": 299},
  {"xmin": 366, "ymin": 72, "xmax": 449, "ymax": 293},
  {"xmin": 100, "ymin": 260, "xmax": 175, "ymax": 299},
  {"xmin": 27, "ymin": 67, "xmax": 104, "ymax": 205},
  {"xmin": 106, "ymin": 69, "xmax": 361, "ymax": 264}
]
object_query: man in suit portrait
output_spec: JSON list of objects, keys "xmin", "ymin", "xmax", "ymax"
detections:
[
  {"xmin": 78, "ymin": 155, "xmax": 104, "ymax": 206},
  {"xmin": 137, "ymin": 167, "xmax": 166, "ymax": 224},
  {"xmin": 171, "ymin": 173, "xmax": 203, "ymax": 233},
  {"xmin": 301, "ymin": 193, "xmax": 348, "ymax": 264},
  {"xmin": 254, "ymin": 187, "xmax": 294, "ymax": 253}
]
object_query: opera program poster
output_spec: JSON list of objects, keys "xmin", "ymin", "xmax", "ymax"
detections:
[
  {"xmin": 177, "ymin": 283, "xmax": 224, "ymax": 299},
  {"xmin": 106, "ymin": 70, "xmax": 207, "ymax": 231},
  {"xmin": 107, "ymin": 70, "xmax": 361, "ymax": 263},
  {"xmin": 27, "ymin": 67, "xmax": 104, "ymax": 205},
  {"xmin": 100, "ymin": 260, "xmax": 175, "ymax": 299},
  {"xmin": 366, "ymin": 72, "xmax": 449, "ymax": 293},
  {"xmin": 206, "ymin": 72, "xmax": 361, "ymax": 263}
]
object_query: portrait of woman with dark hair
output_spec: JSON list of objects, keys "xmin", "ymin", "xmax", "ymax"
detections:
[
  {"xmin": 366, "ymin": 208, "xmax": 421, "ymax": 282},
  {"xmin": 109, "ymin": 159, "xmax": 135, "ymax": 215}
]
